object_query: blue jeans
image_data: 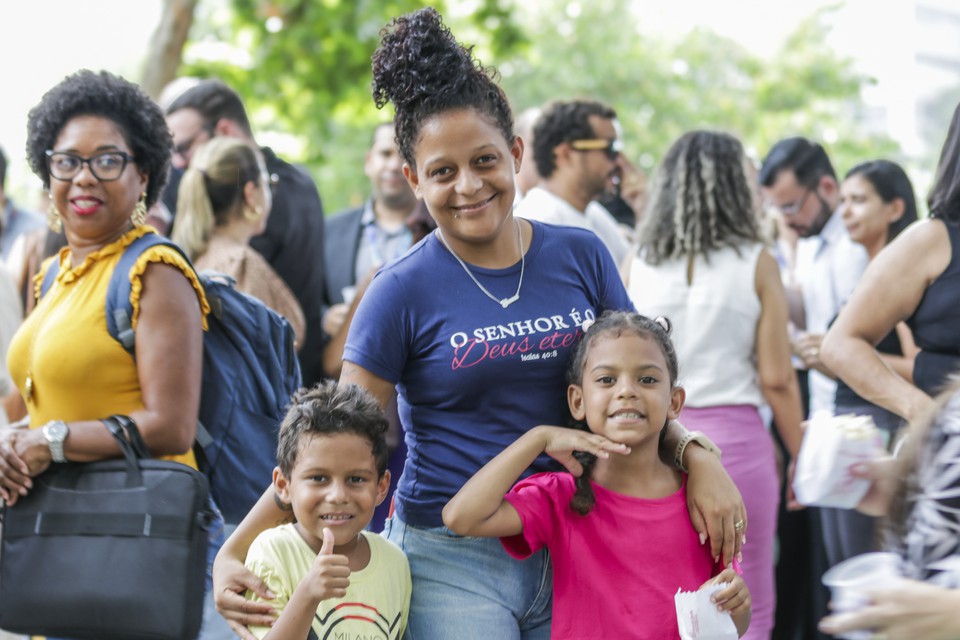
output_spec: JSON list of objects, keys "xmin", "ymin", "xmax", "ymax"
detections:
[
  {"xmin": 383, "ymin": 515, "xmax": 552, "ymax": 640},
  {"xmin": 197, "ymin": 508, "xmax": 236, "ymax": 640}
]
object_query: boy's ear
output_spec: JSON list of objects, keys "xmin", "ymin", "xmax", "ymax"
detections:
[
  {"xmin": 567, "ymin": 384, "xmax": 586, "ymax": 421},
  {"xmin": 272, "ymin": 466, "xmax": 291, "ymax": 505},
  {"xmin": 375, "ymin": 470, "xmax": 391, "ymax": 507},
  {"xmin": 668, "ymin": 386, "xmax": 686, "ymax": 420}
]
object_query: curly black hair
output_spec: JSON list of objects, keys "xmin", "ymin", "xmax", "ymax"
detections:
[
  {"xmin": 26, "ymin": 69, "xmax": 172, "ymax": 208},
  {"xmin": 371, "ymin": 7, "xmax": 514, "ymax": 168},
  {"xmin": 533, "ymin": 100, "xmax": 617, "ymax": 179},
  {"xmin": 276, "ymin": 381, "xmax": 389, "ymax": 477}
]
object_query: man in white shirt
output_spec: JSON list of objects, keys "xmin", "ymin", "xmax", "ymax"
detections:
[
  {"xmin": 759, "ymin": 137, "xmax": 868, "ymax": 419},
  {"xmin": 514, "ymin": 100, "xmax": 630, "ymax": 264},
  {"xmin": 759, "ymin": 137, "xmax": 868, "ymax": 638}
]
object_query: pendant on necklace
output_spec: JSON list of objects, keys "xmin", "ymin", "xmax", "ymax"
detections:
[
  {"xmin": 500, "ymin": 294, "xmax": 520, "ymax": 309},
  {"xmin": 25, "ymin": 371, "xmax": 33, "ymax": 402}
]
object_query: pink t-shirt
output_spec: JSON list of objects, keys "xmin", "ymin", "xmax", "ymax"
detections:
[{"xmin": 502, "ymin": 472, "xmax": 717, "ymax": 639}]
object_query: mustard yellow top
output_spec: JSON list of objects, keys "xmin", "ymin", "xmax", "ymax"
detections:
[{"xmin": 6, "ymin": 226, "xmax": 210, "ymax": 468}]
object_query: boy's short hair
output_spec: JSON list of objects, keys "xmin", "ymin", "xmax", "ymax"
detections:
[{"xmin": 276, "ymin": 382, "xmax": 389, "ymax": 477}]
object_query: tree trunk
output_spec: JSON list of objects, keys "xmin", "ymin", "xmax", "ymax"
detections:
[{"xmin": 140, "ymin": 0, "xmax": 199, "ymax": 100}]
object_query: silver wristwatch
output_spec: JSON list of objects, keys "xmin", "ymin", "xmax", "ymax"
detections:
[{"xmin": 42, "ymin": 420, "xmax": 70, "ymax": 463}]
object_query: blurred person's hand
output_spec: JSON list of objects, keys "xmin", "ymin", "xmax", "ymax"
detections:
[
  {"xmin": 850, "ymin": 456, "xmax": 899, "ymax": 517},
  {"xmin": 819, "ymin": 577, "xmax": 960, "ymax": 640},
  {"xmin": 322, "ymin": 304, "xmax": 349, "ymax": 337}
]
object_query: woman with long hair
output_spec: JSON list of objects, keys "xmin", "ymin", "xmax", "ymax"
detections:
[{"xmin": 627, "ymin": 130, "xmax": 805, "ymax": 639}]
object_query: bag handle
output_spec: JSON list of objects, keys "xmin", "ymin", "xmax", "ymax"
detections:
[
  {"xmin": 107, "ymin": 414, "xmax": 152, "ymax": 460},
  {"xmin": 101, "ymin": 415, "xmax": 145, "ymax": 488}
]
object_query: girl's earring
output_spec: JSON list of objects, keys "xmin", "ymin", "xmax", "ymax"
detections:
[
  {"xmin": 48, "ymin": 203, "xmax": 63, "ymax": 233},
  {"xmin": 131, "ymin": 192, "xmax": 147, "ymax": 226},
  {"xmin": 243, "ymin": 205, "xmax": 263, "ymax": 222}
]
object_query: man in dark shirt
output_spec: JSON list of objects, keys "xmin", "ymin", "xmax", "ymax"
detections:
[{"xmin": 164, "ymin": 80, "xmax": 328, "ymax": 385}]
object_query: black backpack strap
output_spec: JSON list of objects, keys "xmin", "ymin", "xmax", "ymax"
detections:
[
  {"xmin": 38, "ymin": 256, "xmax": 62, "ymax": 299},
  {"xmin": 104, "ymin": 232, "xmax": 195, "ymax": 356}
]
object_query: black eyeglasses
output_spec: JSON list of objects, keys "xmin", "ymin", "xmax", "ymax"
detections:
[
  {"xmin": 45, "ymin": 150, "xmax": 136, "ymax": 182},
  {"xmin": 768, "ymin": 188, "xmax": 814, "ymax": 217},
  {"xmin": 570, "ymin": 138, "xmax": 623, "ymax": 161}
]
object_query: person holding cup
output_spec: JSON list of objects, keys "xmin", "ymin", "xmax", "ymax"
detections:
[{"xmin": 819, "ymin": 382, "xmax": 960, "ymax": 639}]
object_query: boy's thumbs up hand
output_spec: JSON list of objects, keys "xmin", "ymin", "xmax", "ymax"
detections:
[
  {"xmin": 319, "ymin": 527, "xmax": 336, "ymax": 555},
  {"xmin": 309, "ymin": 527, "xmax": 351, "ymax": 601}
]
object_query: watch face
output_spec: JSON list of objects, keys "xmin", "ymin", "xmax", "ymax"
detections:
[{"xmin": 44, "ymin": 421, "xmax": 68, "ymax": 441}]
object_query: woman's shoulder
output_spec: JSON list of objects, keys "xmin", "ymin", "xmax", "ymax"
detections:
[
  {"xmin": 880, "ymin": 218, "xmax": 952, "ymax": 278},
  {"xmin": 130, "ymin": 235, "xmax": 210, "ymax": 327}
]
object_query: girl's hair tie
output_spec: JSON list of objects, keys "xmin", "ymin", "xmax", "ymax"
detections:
[{"xmin": 654, "ymin": 316, "xmax": 671, "ymax": 333}]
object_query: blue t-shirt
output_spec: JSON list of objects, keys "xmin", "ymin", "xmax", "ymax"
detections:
[{"xmin": 343, "ymin": 221, "xmax": 634, "ymax": 527}]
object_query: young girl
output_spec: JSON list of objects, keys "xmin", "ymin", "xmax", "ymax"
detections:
[{"xmin": 443, "ymin": 311, "xmax": 751, "ymax": 638}]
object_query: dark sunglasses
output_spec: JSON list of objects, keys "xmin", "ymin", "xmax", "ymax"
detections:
[{"xmin": 570, "ymin": 138, "xmax": 623, "ymax": 161}]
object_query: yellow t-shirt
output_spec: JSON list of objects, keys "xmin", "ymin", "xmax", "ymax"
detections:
[
  {"xmin": 6, "ymin": 226, "xmax": 209, "ymax": 468},
  {"xmin": 246, "ymin": 525, "xmax": 411, "ymax": 640}
]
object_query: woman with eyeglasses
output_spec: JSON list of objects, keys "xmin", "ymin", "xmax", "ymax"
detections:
[
  {"xmin": 0, "ymin": 69, "xmax": 224, "ymax": 638},
  {"xmin": 626, "ymin": 130, "xmax": 806, "ymax": 640},
  {"xmin": 172, "ymin": 137, "xmax": 305, "ymax": 348}
]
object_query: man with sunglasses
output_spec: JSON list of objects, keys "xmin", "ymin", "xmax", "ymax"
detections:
[
  {"xmin": 163, "ymin": 79, "xmax": 329, "ymax": 388},
  {"xmin": 514, "ymin": 99, "xmax": 630, "ymax": 264}
]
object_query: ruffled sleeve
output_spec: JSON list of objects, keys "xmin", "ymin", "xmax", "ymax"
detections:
[{"xmin": 128, "ymin": 245, "xmax": 211, "ymax": 331}]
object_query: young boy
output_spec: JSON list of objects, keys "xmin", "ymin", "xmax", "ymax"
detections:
[{"xmin": 245, "ymin": 382, "xmax": 411, "ymax": 640}]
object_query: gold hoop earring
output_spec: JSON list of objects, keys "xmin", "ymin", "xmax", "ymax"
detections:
[
  {"xmin": 48, "ymin": 203, "xmax": 63, "ymax": 233},
  {"xmin": 243, "ymin": 206, "xmax": 263, "ymax": 222},
  {"xmin": 131, "ymin": 192, "xmax": 147, "ymax": 227}
]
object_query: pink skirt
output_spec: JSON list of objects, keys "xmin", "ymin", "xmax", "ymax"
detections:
[{"xmin": 680, "ymin": 404, "xmax": 779, "ymax": 640}]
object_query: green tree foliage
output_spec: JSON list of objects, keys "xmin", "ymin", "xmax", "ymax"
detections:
[
  {"xmin": 500, "ymin": 0, "xmax": 898, "ymax": 179},
  {"xmin": 181, "ymin": 0, "xmax": 524, "ymax": 212},
  {"xmin": 181, "ymin": 0, "xmax": 898, "ymax": 213}
]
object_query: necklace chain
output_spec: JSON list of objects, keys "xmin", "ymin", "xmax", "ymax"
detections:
[{"xmin": 436, "ymin": 219, "xmax": 525, "ymax": 309}]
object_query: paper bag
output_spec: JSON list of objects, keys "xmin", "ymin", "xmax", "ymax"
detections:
[
  {"xmin": 793, "ymin": 413, "xmax": 884, "ymax": 509},
  {"xmin": 675, "ymin": 584, "xmax": 739, "ymax": 640}
]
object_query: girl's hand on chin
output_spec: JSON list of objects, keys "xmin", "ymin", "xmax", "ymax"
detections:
[{"xmin": 531, "ymin": 425, "xmax": 630, "ymax": 476}]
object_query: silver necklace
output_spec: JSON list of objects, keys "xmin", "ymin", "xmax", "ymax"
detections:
[{"xmin": 436, "ymin": 219, "xmax": 524, "ymax": 309}]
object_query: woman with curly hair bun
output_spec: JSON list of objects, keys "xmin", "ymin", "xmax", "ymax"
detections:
[
  {"xmin": 1, "ymin": 69, "xmax": 228, "ymax": 637},
  {"xmin": 213, "ymin": 9, "xmax": 744, "ymax": 639}
]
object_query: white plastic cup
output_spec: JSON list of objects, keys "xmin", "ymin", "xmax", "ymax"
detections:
[{"xmin": 822, "ymin": 552, "xmax": 901, "ymax": 640}]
